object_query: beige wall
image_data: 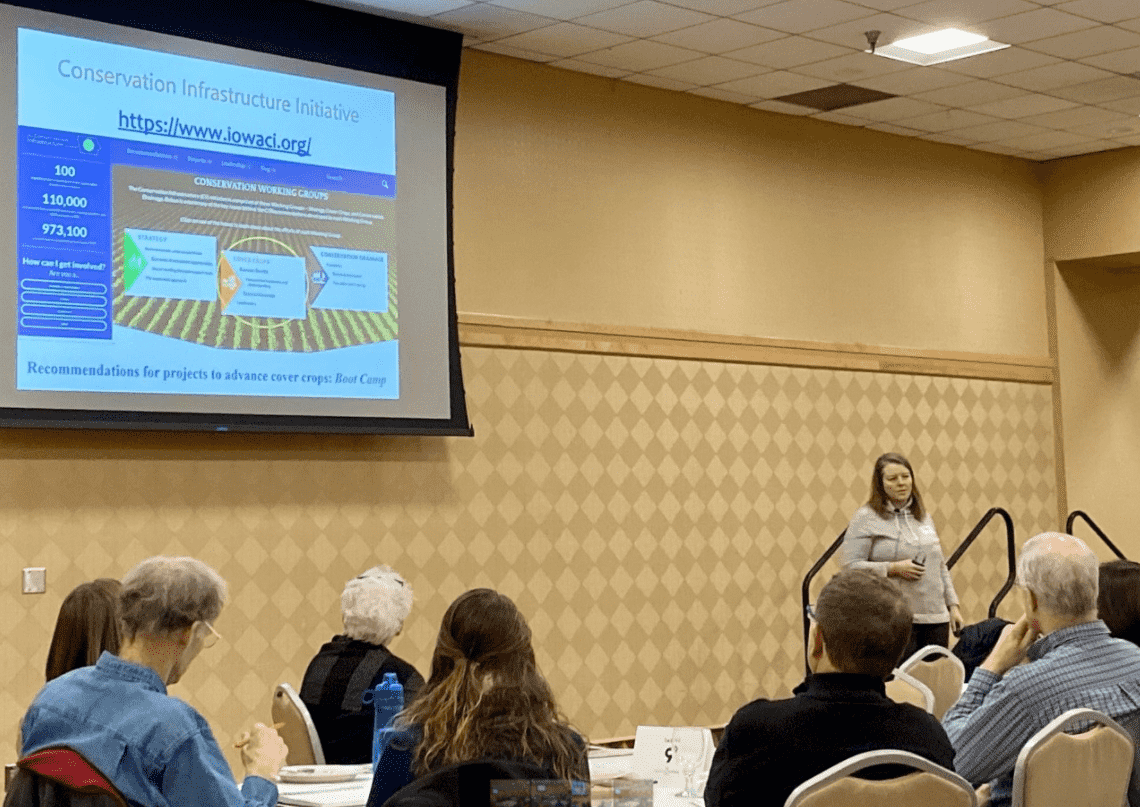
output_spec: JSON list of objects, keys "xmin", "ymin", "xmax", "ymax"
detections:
[
  {"xmin": 1043, "ymin": 152, "xmax": 1140, "ymax": 261},
  {"xmin": 454, "ymin": 52, "xmax": 1050, "ymax": 358},
  {"xmin": 1043, "ymin": 148, "xmax": 1140, "ymax": 559},
  {"xmin": 2, "ymin": 349, "xmax": 1054, "ymax": 774},
  {"xmin": 4, "ymin": 51, "xmax": 1068, "ymax": 775}
]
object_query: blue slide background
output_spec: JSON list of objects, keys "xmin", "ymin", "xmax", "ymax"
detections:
[
  {"xmin": 19, "ymin": 28, "xmax": 395, "ymax": 175},
  {"xmin": 15, "ymin": 28, "xmax": 400, "ymax": 401}
]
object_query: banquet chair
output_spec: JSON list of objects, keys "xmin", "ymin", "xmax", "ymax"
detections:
[
  {"xmin": 898, "ymin": 645, "xmax": 966, "ymax": 720},
  {"xmin": 272, "ymin": 682, "xmax": 326, "ymax": 766},
  {"xmin": 884, "ymin": 669, "xmax": 935, "ymax": 713},
  {"xmin": 784, "ymin": 749, "xmax": 976, "ymax": 807},
  {"xmin": 3, "ymin": 747, "xmax": 128, "ymax": 807},
  {"xmin": 1011, "ymin": 708, "xmax": 1135, "ymax": 807}
]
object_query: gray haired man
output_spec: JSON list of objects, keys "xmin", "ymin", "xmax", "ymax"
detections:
[{"xmin": 943, "ymin": 532, "xmax": 1140, "ymax": 807}]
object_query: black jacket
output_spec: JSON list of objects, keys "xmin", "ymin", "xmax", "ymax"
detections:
[
  {"xmin": 379, "ymin": 759, "xmax": 555, "ymax": 807},
  {"xmin": 704, "ymin": 672, "xmax": 955, "ymax": 807},
  {"xmin": 952, "ymin": 618, "xmax": 1011, "ymax": 681},
  {"xmin": 300, "ymin": 636, "xmax": 425, "ymax": 765}
]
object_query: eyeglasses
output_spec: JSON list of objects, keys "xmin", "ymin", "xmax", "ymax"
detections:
[{"xmin": 200, "ymin": 621, "xmax": 222, "ymax": 649}]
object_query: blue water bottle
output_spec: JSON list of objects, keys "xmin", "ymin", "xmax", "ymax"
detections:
[{"xmin": 362, "ymin": 673, "xmax": 404, "ymax": 775}]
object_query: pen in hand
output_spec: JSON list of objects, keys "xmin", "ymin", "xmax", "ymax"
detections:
[{"xmin": 233, "ymin": 722, "xmax": 285, "ymax": 748}]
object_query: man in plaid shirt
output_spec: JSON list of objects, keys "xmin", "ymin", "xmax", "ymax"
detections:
[{"xmin": 943, "ymin": 532, "xmax": 1140, "ymax": 807}]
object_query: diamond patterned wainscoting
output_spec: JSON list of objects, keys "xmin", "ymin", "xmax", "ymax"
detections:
[{"xmin": 0, "ymin": 343, "xmax": 1055, "ymax": 771}]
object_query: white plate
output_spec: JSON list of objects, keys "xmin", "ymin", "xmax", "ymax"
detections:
[{"xmin": 279, "ymin": 765, "xmax": 366, "ymax": 784}]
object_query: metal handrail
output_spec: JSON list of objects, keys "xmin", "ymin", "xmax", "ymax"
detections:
[
  {"xmin": 801, "ymin": 530, "xmax": 846, "ymax": 674},
  {"xmin": 1065, "ymin": 510, "xmax": 1126, "ymax": 560},
  {"xmin": 801, "ymin": 507, "xmax": 1017, "ymax": 674},
  {"xmin": 945, "ymin": 507, "xmax": 1016, "ymax": 619}
]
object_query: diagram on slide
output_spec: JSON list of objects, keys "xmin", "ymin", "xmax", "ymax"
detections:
[
  {"xmin": 15, "ymin": 26, "xmax": 409, "ymax": 400},
  {"xmin": 111, "ymin": 165, "xmax": 397, "ymax": 352}
]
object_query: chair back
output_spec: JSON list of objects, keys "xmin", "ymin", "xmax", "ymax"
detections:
[
  {"xmin": 709, "ymin": 723, "xmax": 726, "ymax": 747},
  {"xmin": 3, "ymin": 747, "xmax": 127, "ymax": 807},
  {"xmin": 899, "ymin": 645, "xmax": 966, "ymax": 720},
  {"xmin": 784, "ymin": 749, "xmax": 976, "ymax": 807},
  {"xmin": 884, "ymin": 669, "xmax": 935, "ymax": 713},
  {"xmin": 1012, "ymin": 708, "xmax": 1134, "ymax": 807},
  {"xmin": 272, "ymin": 682, "xmax": 326, "ymax": 766}
]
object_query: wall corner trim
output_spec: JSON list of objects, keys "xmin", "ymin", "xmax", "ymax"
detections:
[
  {"xmin": 1054, "ymin": 252, "xmax": 1140, "ymax": 273},
  {"xmin": 457, "ymin": 313, "xmax": 1054, "ymax": 384}
]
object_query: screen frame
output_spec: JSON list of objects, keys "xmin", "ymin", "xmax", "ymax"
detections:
[{"xmin": 0, "ymin": 0, "xmax": 472, "ymax": 436}]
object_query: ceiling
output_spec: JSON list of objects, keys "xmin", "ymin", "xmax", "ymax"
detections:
[{"xmin": 327, "ymin": 0, "xmax": 1140, "ymax": 162}]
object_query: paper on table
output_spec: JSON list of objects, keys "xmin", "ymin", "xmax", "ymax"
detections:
[
  {"xmin": 587, "ymin": 747, "xmax": 634, "ymax": 759},
  {"xmin": 276, "ymin": 778, "xmax": 372, "ymax": 807},
  {"xmin": 588, "ymin": 749, "xmax": 634, "ymax": 782}
]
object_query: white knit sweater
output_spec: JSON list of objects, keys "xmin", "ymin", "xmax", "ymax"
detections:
[{"xmin": 841, "ymin": 503, "xmax": 959, "ymax": 624}]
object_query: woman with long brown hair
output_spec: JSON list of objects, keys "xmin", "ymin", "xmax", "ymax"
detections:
[
  {"xmin": 367, "ymin": 589, "xmax": 587, "ymax": 806},
  {"xmin": 18, "ymin": 578, "xmax": 126, "ymax": 755},
  {"xmin": 45, "ymin": 578, "xmax": 123, "ymax": 681}
]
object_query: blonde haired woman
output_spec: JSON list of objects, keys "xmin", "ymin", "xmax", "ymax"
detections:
[{"xmin": 366, "ymin": 589, "xmax": 587, "ymax": 806}]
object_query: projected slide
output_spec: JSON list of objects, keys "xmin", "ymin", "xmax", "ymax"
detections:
[{"xmin": 15, "ymin": 28, "xmax": 399, "ymax": 399}]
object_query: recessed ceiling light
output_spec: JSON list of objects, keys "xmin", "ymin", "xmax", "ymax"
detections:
[
  {"xmin": 894, "ymin": 29, "xmax": 986, "ymax": 54},
  {"xmin": 870, "ymin": 28, "xmax": 1009, "ymax": 66}
]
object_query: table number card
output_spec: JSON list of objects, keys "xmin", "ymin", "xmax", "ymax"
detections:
[
  {"xmin": 631, "ymin": 726, "xmax": 716, "ymax": 782},
  {"xmin": 631, "ymin": 726, "xmax": 680, "ymax": 781}
]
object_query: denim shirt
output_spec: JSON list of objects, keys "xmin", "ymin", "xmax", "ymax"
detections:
[{"xmin": 20, "ymin": 652, "xmax": 277, "ymax": 807}]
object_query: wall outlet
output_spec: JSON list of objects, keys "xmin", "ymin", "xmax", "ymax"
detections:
[{"xmin": 22, "ymin": 568, "xmax": 45, "ymax": 594}]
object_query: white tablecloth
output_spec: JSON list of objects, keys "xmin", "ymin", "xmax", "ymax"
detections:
[
  {"xmin": 588, "ymin": 748, "xmax": 707, "ymax": 807},
  {"xmin": 274, "ymin": 749, "xmax": 708, "ymax": 806}
]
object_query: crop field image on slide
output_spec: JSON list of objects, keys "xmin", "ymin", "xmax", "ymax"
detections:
[{"xmin": 110, "ymin": 164, "xmax": 397, "ymax": 353}]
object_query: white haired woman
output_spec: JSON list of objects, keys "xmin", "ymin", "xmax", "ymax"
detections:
[
  {"xmin": 18, "ymin": 556, "xmax": 288, "ymax": 807},
  {"xmin": 300, "ymin": 564, "xmax": 425, "ymax": 764}
]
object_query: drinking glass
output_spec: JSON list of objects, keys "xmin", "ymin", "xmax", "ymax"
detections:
[{"xmin": 674, "ymin": 728, "xmax": 712, "ymax": 799}]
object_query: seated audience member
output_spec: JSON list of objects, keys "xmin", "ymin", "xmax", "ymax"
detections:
[
  {"xmin": 943, "ymin": 533, "xmax": 1140, "ymax": 807},
  {"xmin": 951, "ymin": 617, "xmax": 1011, "ymax": 682},
  {"xmin": 301, "ymin": 564, "xmax": 425, "ymax": 764},
  {"xmin": 45, "ymin": 578, "xmax": 122, "ymax": 681},
  {"xmin": 1099, "ymin": 559, "xmax": 1140, "ymax": 647},
  {"xmin": 704, "ymin": 569, "xmax": 955, "ymax": 807},
  {"xmin": 20, "ymin": 578, "xmax": 126, "ymax": 755},
  {"xmin": 19, "ymin": 556, "xmax": 288, "ymax": 807},
  {"xmin": 365, "ymin": 588, "xmax": 588, "ymax": 807}
]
